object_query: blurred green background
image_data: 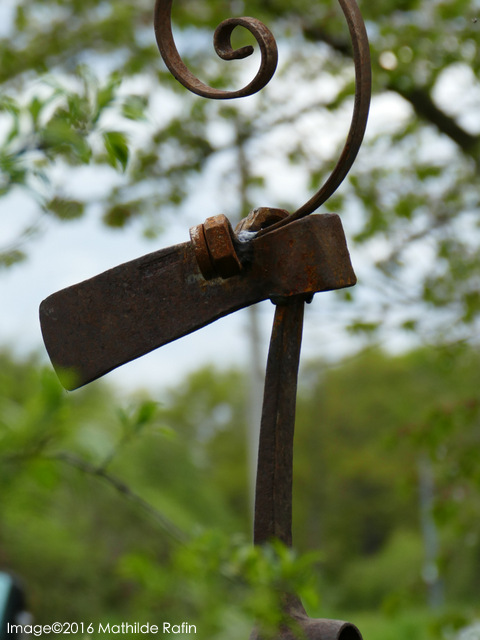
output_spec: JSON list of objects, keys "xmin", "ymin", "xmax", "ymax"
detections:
[{"xmin": 1, "ymin": 345, "xmax": 480, "ymax": 638}]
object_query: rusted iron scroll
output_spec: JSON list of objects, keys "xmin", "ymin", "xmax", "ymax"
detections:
[
  {"xmin": 154, "ymin": 0, "xmax": 278, "ymax": 99},
  {"xmin": 154, "ymin": 0, "xmax": 371, "ymax": 229}
]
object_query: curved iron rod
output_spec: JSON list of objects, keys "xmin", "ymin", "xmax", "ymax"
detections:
[
  {"xmin": 154, "ymin": 0, "xmax": 278, "ymax": 99},
  {"xmin": 154, "ymin": 0, "xmax": 371, "ymax": 227},
  {"xmin": 258, "ymin": 0, "xmax": 371, "ymax": 236}
]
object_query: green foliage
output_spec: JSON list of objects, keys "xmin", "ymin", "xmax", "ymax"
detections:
[
  {"xmin": 0, "ymin": 352, "xmax": 324, "ymax": 635},
  {"xmin": 350, "ymin": 609, "xmax": 437, "ymax": 640},
  {"xmin": 2, "ymin": 346, "xmax": 480, "ymax": 633},
  {"xmin": 293, "ymin": 345, "xmax": 480, "ymax": 614},
  {"xmin": 46, "ymin": 196, "xmax": 85, "ymax": 220},
  {"xmin": 119, "ymin": 533, "xmax": 321, "ymax": 639},
  {"xmin": 103, "ymin": 131, "xmax": 130, "ymax": 172},
  {"xmin": 339, "ymin": 530, "xmax": 424, "ymax": 610}
]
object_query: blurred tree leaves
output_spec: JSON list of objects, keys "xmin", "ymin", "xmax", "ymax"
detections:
[
  {"xmin": 1, "ymin": 0, "xmax": 479, "ymax": 346},
  {"xmin": 0, "ymin": 352, "xmax": 318, "ymax": 635},
  {"xmin": 1, "ymin": 346, "xmax": 480, "ymax": 627},
  {"xmin": 103, "ymin": 130, "xmax": 130, "ymax": 171}
]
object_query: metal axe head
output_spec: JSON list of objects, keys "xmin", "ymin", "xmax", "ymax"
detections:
[{"xmin": 39, "ymin": 214, "xmax": 355, "ymax": 390}]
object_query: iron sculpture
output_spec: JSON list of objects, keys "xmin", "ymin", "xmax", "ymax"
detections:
[{"xmin": 40, "ymin": 2, "xmax": 372, "ymax": 638}]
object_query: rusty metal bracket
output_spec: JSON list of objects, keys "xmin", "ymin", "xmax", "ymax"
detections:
[{"xmin": 252, "ymin": 296, "xmax": 365, "ymax": 640}]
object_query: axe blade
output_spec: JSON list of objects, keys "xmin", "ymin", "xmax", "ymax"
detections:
[{"xmin": 40, "ymin": 214, "xmax": 356, "ymax": 390}]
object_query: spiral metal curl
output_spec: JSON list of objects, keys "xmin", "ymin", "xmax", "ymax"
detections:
[
  {"xmin": 154, "ymin": 0, "xmax": 278, "ymax": 99},
  {"xmin": 154, "ymin": 0, "xmax": 371, "ymax": 226}
]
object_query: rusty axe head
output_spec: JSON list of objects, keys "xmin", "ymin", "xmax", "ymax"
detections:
[{"xmin": 39, "ymin": 213, "xmax": 355, "ymax": 390}]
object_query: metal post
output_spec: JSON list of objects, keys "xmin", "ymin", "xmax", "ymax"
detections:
[{"xmin": 254, "ymin": 297, "xmax": 304, "ymax": 547}]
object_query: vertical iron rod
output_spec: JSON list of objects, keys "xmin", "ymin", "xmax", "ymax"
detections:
[
  {"xmin": 251, "ymin": 297, "xmax": 365, "ymax": 640},
  {"xmin": 253, "ymin": 297, "xmax": 305, "ymax": 547}
]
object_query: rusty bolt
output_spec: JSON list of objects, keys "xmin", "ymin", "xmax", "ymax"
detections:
[
  {"xmin": 203, "ymin": 214, "xmax": 242, "ymax": 279},
  {"xmin": 189, "ymin": 223, "xmax": 216, "ymax": 280},
  {"xmin": 235, "ymin": 207, "xmax": 289, "ymax": 234},
  {"xmin": 190, "ymin": 214, "xmax": 242, "ymax": 280}
]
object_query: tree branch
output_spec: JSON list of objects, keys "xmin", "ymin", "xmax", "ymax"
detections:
[
  {"xmin": 48, "ymin": 451, "xmax": 188, "ymax": 544},
  {"xmin": 303, "ymin": 24, "xmax": 480, "ymax": 164},
  {"xmin": 391, "ymin": 85, "xmax": 480, "ymax": 161}
]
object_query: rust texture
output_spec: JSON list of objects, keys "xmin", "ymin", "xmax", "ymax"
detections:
[
  {"xmin": 254, "ymin": 297, "xmax": 304, "ymax": 548},
  {"xmin": 154, "ymin": 0, "xmax": 278, "ymax": 99},
  {"xmin": 250, "ymin": 300, "xmax": 365, "ymax": 640},
  {"xmin": 235, "ymin": 207, "xmax": 289, "ymax": 234},
  {"xmin": 40, "ymin": 214, "xmax": 355, "ymax": 390},
  {"xmin": 257, "ymin": 0, "xmax": 371, "ymax": 235},
  {"xmin": 202, "ymin": 214, "xmax": 243, "ymax": 279},
  {"xmin": 190, "ymin": 209, "xmax": 290, "ymax": 280},
  {"xmin": 155, "ymin": 2, "xmax": 369, "ymax": 635},
  {"xmin": 250, "ymin": 594, "xmax": 363, "ymax": 640}
]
